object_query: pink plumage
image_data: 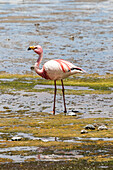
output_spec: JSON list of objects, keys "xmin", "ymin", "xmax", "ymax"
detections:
[{"xmin": 28, "ymin": 45, "xmax": 85, "ymax": 115}]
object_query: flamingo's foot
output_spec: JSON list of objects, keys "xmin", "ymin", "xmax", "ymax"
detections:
[{"xmin": 50, "ymin": 111, "xmax": 55, "ymax": 115}]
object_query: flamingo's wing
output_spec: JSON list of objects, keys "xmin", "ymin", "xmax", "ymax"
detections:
[
  {"xmin": 43, "ymin": 59, "xmax": 85, "ymax": 80},
  {"xmin": 55, "ymin": 59, "xmax": 85, "ymax": 74}
]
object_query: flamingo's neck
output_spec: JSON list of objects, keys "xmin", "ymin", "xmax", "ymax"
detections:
[
  {"xmin": 36, "ymin": 53, "xmax": 43, "ymax": 68},
  {"xmin": 35, "ymin": 53, "xmax": 44, "ymax": 77}
]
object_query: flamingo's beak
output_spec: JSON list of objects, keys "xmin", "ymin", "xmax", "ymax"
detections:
[{"xmin": 28, "ymin": 46, "xmax": 35, "ymax": 50}]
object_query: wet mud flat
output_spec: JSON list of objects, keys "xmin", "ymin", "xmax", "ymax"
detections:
[
  {"xmin": 0, "ymin": 74, "xmax": 113, "ymax": 169},
  {"xmin": 1, "ymin": 115, "xmax": 113, "ymax": 170},
  {"xmin": 1, "ymin": 160, "xmax": 113, "ymax": 170}
]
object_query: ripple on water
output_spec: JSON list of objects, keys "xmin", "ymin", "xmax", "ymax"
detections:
[
  {"xmin": 0, "ymin": 0, "xmax": 113, "ymax": 75},
  {"xmin": 0, "ymin": 91, "xmax": 113, "ymax": 117}
]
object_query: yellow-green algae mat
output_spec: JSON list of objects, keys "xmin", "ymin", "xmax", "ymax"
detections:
[
  {"xmin": 0, "ymin": 73, "xmax": 113, "ymax": 94},
  {"xmin": 0, "ymin": 73, "xmax": 113, "ymax": 164},
  {"xmin": 0, "ymin": 114, "xmax": 113, "ymax": 163}
]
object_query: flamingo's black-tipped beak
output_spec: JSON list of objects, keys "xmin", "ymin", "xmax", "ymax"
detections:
[
  {"xmin": 28, "ymin": 47, "xmax": 31, "ymax": 50},
  {"xmin": 27, "ymin": 46, "xmax": 35, "ymax": 50}
]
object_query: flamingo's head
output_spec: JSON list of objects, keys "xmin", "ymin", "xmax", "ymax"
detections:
[{"xmin": 28, "ymin": 45, "xmax": 43, "ymax": 55}]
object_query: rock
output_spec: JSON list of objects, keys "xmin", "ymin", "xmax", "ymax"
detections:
[
  {"xmin": 34, "ymin": 23, "xmax": 40, "ymax": 27},
  {"xmin": 81, "ymin": 130, "xmax": 88, "ymax": 134},
  {"xmin": 68, "ymin": 112, "xmax": 77, "ymax": 116},
  {"xmin": 93, "ymin": 123, "xmax": 99, "ymax": 127},
  {"xmin": 11, "ymin": 136, "xmax": 22, "ymax": 141},
  {"xmin": 98, "ymin": 125, "xmax": 108, "ymax": 131},
  {"xmin": 84, "ymin": 124, "xmax": 95, "ymax": 130},
  {"xmin": 69, "ymin": 35, "xmax": 75, "ymax": 40},
  {"xmin": 70, "ymin": 36, "xmax": 74, "ymax": 40},
  {"xmin": 9, "ymin": 152, "xmax": 12, "ymax": 156}
]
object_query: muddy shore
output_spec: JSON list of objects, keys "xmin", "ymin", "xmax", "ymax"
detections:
[
  {"xmin": 1, "ymin": 160, "xmax": 113, "ymax": 170},
  {"xmin": 0, "ymin": 74, "xmax": 113, "ymax": 169},
  {"xmin": 1, "ymin": 0, "xmax": 113, "ymax": 169}
]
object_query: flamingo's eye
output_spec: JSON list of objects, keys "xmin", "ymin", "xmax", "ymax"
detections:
[{"xmin": 34, "ymin": 47, "xmax": 38, "ymax": 49}]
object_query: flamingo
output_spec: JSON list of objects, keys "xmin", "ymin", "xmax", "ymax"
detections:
[{"xmin": 28, "ymin": 45, "xmax": 85, "ymax": 115}]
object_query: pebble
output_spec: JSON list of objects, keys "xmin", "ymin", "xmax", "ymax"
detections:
[
  {"xmin": 84, "ymin": 124, "xmax": 95, "ymax": 130},
  {"xmin": 34, "ymin": 23, "xmax": 40, "ymax": 26},
  {"xmin": 70, "ymin": 36, "xmax": 74, "ymax": 40},
  {"xmin": 68, "ymin": 112, "xmax": 77, "ymax": 116},
  {"xmin": 81, "ymin": 130, "xmax": 88, "ymax": 134},
  {"xmin": 98, "ymin": 125, "xmax": 108, "ymax": 131},
  {"xmin": 11, "ymin": 136, "xmax": 22, "ymax": 141}
]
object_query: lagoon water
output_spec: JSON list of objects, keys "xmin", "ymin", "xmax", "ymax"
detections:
[
  {"xmin": 0, "ymin": 0, "xmax": 113, "ymax": 75},
  {"xmin": 0, "ymin": 1, "xmax": 113, "ymax": 165}
]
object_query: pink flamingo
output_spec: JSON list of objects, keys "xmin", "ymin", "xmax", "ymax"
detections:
[{"xmin": 28, "ymin": 45, "xmax": 85, "ymax": 115}]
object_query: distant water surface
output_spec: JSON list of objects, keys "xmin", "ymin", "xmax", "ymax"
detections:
[{"xmin": 0, "ymin": 0, "xmax": 113, "ymax": 75}]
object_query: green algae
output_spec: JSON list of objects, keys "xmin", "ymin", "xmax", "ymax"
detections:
[
  {"xmin": 0, "ymin": 158, "xmax": 13, "ymax": 163},
  {"xmin": 0, "ymin": 73, "xmax": 113, "ymax": 94},
  {"xmin": 0, "ymin": 114, "xmax": 113, "ymax": 139}
]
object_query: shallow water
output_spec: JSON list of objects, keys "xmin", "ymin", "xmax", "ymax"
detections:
[
  {"xmin": 0, "ymin": 146, "xmax": 37, "ymax": 162},
  {"xmin": 0, "ymin": 0, "xmax": 113, "ymax": 75},
  {"xmin": 0, "ymin": 135, "xmax": 113, "ymax": 163},
  {"xmin": 34, "ymin": 84, "xmax": 93, "ymax": 90},
  {"xmin": 0, "ymin": 91, "xmax": 113, "ymax": 117}
]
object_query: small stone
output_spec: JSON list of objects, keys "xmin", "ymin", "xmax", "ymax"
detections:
[
  {"xmin": 9, "ymin": 152, "xmax": 12, "ymax": 156},
  {"xmin": 68, "ymin": 112, "xmax": 77, "ymax": 116},
  {"xmin": 34, "ymin": 23, "xmax": 40, "ymax": 26},
  {"xmin": 11, "ymin": 136, "xmax": 22, "ymax": 141},
  {"xmin": 81, "ymin": 130, "xmax": 88, "ymax": 134},
  {"xmin": 93, "ymin": 123, "xmax": 99, "ymax": 127},
  {"xmin": 98, "ymin": 125, "xmax": 108, "ymax": 131},
  {"xmin": 70, "ymin": 36, "xmax": 74, "ymax": 40},
  {"xmin": 7, "ymin": 38, "xmax": 10, "ymax": 41},
  {"xmin": 20, "ymin": 155, "xmax": 24, "ymax": 158},
  {"xmin": 84, "ymin": 124, "xmax": 95, "ymax": 130}
]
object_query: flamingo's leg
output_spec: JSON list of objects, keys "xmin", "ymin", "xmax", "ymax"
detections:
[
  {"xmin": 53, "ymin": 80, "xmax": 57, "ymax": 115},
  {"xmin": 61, "ymin": 79, "xmax": 67, "ymax": 113}
]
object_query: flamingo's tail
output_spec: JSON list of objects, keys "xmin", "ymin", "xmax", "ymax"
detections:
[{"xmin": 68, "ymin": 67, "xmax": 86, "ymax": 74}]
